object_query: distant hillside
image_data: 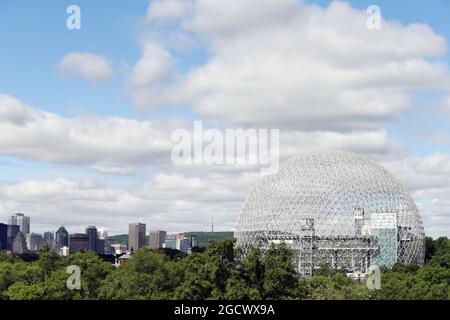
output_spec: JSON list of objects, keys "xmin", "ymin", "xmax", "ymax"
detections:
[
  {"xmin": 109, "ymin": 231, "xmax": 234, "ymax": 248},
  {"xmin": 186, "ymin": 232, "xmax": 234, "ymax": 247},
  {"xmin": 109, "ymin": 234, "xmax": 129, "ymax": 245}
]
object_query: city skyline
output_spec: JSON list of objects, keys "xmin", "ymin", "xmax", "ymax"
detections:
[
  {"xmin": 0, "ymin": 212, "xmax": 218, "ymax": 237},
  {"xmin": 1, "ymin": 211, "xmax": 202, "ymax": 255},
  {"xmin": 0, "ymin": 1, "xmax": 450, "ymax": 237}
]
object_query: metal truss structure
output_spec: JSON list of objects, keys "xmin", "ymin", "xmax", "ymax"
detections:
[{"xmin": 235, "ymin": 150, "xmax": 425, "ymax": 276}]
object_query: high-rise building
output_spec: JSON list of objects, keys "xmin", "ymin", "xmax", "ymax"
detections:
[
  {"xmin": 43, "ymin": 231, "xmax": 54, "ymax": 243},
  {"xmin": 12, "ymin": 231, "xmax": 27, "ymax": 254},
  {"xmin": 0, "ymin": 223, "xmax": 7, "ymax": 251},
  {"xmin": 164, "ymin": 234, "xmax": 177, "ymax": 249},
  {"xmin": 96, "ymin": 239, "xmax": 105, "ymax": 255},
  {"xmin": 149, "ymin": 230, "xmax": 167, "ymax": 249},
  {"xmin": 98, "ymin": 228, "xmax": 108, "ymax": 240},
  {"xmin": 190, "ymin": 235, "xmax": 199, "ymax": 249},
  {"xmin": 128, "ymin": 223, "xmax": 146, "ymax": 252},
  {"xmin": 97, "ymin": 228, "xmax": 114, "ymax": 254},
  {"xmin": 97, "ymin": 228, "xmax": 109, "ymax": 254},
  {"xmin": 175, "ymin": 234, "xmax": 191, "ymax": 253},
  {"xmin": 85, "ymin": 226, "xmax": 98, "ymax": 253},
  {"xmin": 26, "ymin": 233, "xmax": 44, "ymax": 251},
  {"xmin": 55, "ymin": 226, "xmax": 69, "ymax": 248},
  {"xmin": 8, "ymin": 213, "xmax": 30, "ymax": 235},
  {"xmin": 7, "ymin": 224, "xmax": 20, "ymax": 251},
  {"xmin": 69, "ymin": 233, "xmax": 89, "ymax": 253}
]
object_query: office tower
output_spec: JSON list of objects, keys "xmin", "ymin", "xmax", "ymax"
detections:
[
  {"xmin": 43, "ymin": 231, "xmax": 54, "ymax": 243},
  {"xmin": 190, "ymin": 235, "xmax": 199, "ymax": 249},
  {"xmin": 12, "ymin": 231, "xmax": 27, "ymax": 254},
  {"xmin": 164, "ymin": 234, "xmax": 177, "ymax": 249},
  {"xmin": 175, "ymin": 234, "xmax": 190, "ymax": 253},
  {"xmin": 85, "ymin": 226, "xmax": 98, "ymax": 252},
  {"xmin": 98, "ymin": 228, "xmax": 108, "ymax": 240},
  {"xmin": 26, "ymin": 233, "xmax": 44, "ymax": 251},
  {"xmin": 96, "ymin": 239, "xmax": 105, "ymax": 254},
  {"xmin": 69, "ymin": 233, "xmax": 90, "ymax": 253},
  {"xmin": 177, "ymin": 238, "xmax": 190, "ymax": 253},
  {"xmin": 149, "ymin": 230, "xmax": 167, "ymax": 249},
  {"xmin": 0, "ymin": 223, "xmax": 7, "ymax": 251},
  {"xmin": 8, "ymin": 213, "xmax": 30, "ymax": 235},
  {"xmin": 128, "ymin": 223, "xmax": 146, "ymax": 252},
  {"xmin": 97, "ymin": 228, "xmax": 109, "ymax": 254},
  {"xmin": 55, "ymin": 226, "xmax": 69, "ymax": 248},
  {"xmin": 7, "ymin": 224, "xmax": 20, "ymax": 251},
  {"xmin": 370, "ymin": 211, "xmax": 399, "ymax": 269}
]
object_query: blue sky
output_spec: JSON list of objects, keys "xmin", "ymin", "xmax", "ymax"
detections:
[
  {"xmin": 1, "ymin": 0, "xmax": 449, "ymax": 142},
  {"xmin": 0, "ymin": 0, "xmax": 449, "ymax": 236}
]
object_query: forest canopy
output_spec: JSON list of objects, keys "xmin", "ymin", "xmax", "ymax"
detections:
[{"xmin": 0, "ymin": 237, "xmax": 448, "ymax": 300}]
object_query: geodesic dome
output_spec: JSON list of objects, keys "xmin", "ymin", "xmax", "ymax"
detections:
[{"xmin": 235, "ymin": 150, "xmax": 425, "ymax": 275}]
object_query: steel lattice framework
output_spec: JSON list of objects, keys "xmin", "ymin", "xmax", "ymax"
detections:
[{"xmin": 235, "ymin": 150, "xmax": 425, "ymax": 276}]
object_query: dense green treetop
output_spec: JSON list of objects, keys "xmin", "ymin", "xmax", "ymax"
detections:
[{"xmin": 0, "ymin": 237, "xmax": 448, "ymax": 300}]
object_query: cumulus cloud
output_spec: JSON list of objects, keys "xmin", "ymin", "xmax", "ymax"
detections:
[
  {"xmin": 147, "ymin": 0, "xmax": 193, "ymax": 21},
  {"xmin": 0, "ymin": 171, "xmax": 255, "ymax": 234},
  {"xmin": 2, "ymin": 1, "xmax": 450, "ymax": 237},
  {"xmin": 280, "ymin": 129, "xmax": 406, "ymax": 161},
  {"xmin": 0, "ymin": 93, "xmax": 173, "ymax": 172},
  {"xmin": 0, "ymin": 154, "xmax": 449, "ymax": 237},
  {"xmin": 129, "ymin": 42, "xmax": 175, "ymax": 87},
  {"xmin": 382, "ymin": 154, "xmax": 450, "ymax": 237},
  {"xmin": 0, "ymin": 94, "xmax": 447, "ymax": 236},
  {"xmin": 58, "ymin": 52, "xmax": 113, "ymax": 83},
  {"xmin": 131, "ymin": 0, "xmax": 450, "ymax": 131}
]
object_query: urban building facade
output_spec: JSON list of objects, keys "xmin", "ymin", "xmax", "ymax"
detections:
[
  {"xmin": 69, "ymin": 233, "xmax": 90, "ymax": 253},
  {"xmin": 190, "ymin": 235, "xmax": 199, "ymax": 249},
  {"xmin": 164, "ymin": 234, "xmax": 177, "ymax": 249},
  {"xmin": 8, "ymin": 213, "xmax": 30, "ymax": 235},
  {"xmin": 96, "ymin": 239, "xmax": 105, "ymax": 254},
  {"xmin": 0, "ymin": 223, "xmax": 7, "ymax": 251},
  {"xmin": 12, "ymin": 231, "xmax": 27, "ymax": 254},
  {"xmin": 55, "ymin": 226, "xmax": 69, "ymax": 248},
  {"xmin": 26, "ymin": 233, "xmax": 43, "ymax": 251},
  {"xmin": 128, "ymin": 223, "xmax": 146, "ymax": 252},
  {"xmin": 7, "ymin": 224, "xmax": 20, "ymax": 251},
  {"xmin": 85, "ymin": 226, "xmax": 98, "ymax": 252},
  {"xmin": 149, "ymin": 230, "xmax": 167, "ymax": 249},
  {"xmin": 111, "ymin": 243, "xmax": 128, "ymax": 255},
  {"xmin": 43, "ymin": 231, "xmax": 54, "ymax": 243}
]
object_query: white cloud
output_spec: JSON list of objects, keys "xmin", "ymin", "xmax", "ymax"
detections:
[
  {"xmin": 2, "ymin": 1, "xmax": 450, "ymax": 238},
  {"xmin": 0, "ymin": 93, "xmax": 35, "ymax": 125},
  {"xmin": 147, "ymin": 0, "xmax": 193, "ymax": 21},
  {"xmin": 132, "ymin": 0, "xmax": 450, "ymax": 131},
  {"xmin": 384, "ymin": 153, "xmax": 450, "ymax": 192},
  {"xmin": 187, "ymin": 0, "xmax": 298, "ymax": 37},
  {"xmin": 58, "ymin": 52, "xmax": 113, "ymax": 83},
  {"xmin": 0, "ymin": 171, "xmax": 255, "ymax": 234},
  {"xmin": 0, "ymin": 93, "xmax": 173, "ymax": 171},
  {"xmin": 280, "ymin": 129, "xmax": 406, "ymax": 161},
  {"xmin": 0, "ymin": 153, "xmax": 449, "ymax": 237},
  {"xmin": 129, "ymin": 42, "xmax": 174, "ymax": 87},
  {"xmin": 380, "ymin": 154, "xmax": 450, "ymax": 237}
]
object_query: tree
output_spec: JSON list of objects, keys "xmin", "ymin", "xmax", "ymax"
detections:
[
  {"xmin": 263, "ymin": 243, "xmax": 297, "ymax": 299},
  {"xmin": 4, "ymin": 282, "xmax": 45, "ymax": 300},
  {"xmin": 66, "ymin": 252, "xmax": 114, "ymax": 299}
]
